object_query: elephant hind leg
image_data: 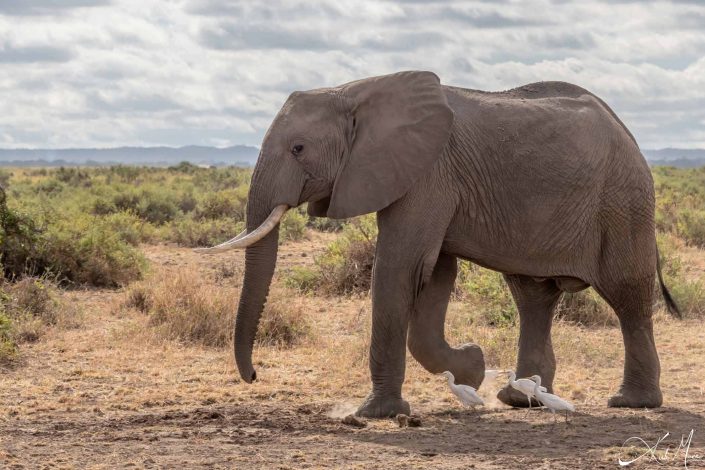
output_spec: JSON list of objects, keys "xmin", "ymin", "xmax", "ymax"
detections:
[
  {"xmin": 497, "ymin": 274, "xmax": 562, "ymax": 408},
  {"xmin": 407, "ymin": 253, "xmax": 485, "ymax": 388},
  {"xmin": 594, "ymin": 276, "xmax": 662, "ymax": 408}
]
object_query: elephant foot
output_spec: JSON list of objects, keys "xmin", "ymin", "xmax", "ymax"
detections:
[
  {"xmin": 497, "ymin": 385, "xmax": 542, "ymax": 408},
  {"xmin": 608, "ymin": 386, "xmax": 662, "ymax": 408},
  {"xmin": 449, "ymin": 343, "xmax": 485, "ymax": 388},
  {"xmin": 355, "ymin": 394, "xmax": 410, "ymax": 418}
]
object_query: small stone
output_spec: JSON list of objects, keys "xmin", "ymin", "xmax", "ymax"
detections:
[
  {"xmin": 408, "ymin": 415, "xmax": 422, "ymax": 427},
  {"xmin": 341, "ymin": 414, "xmax": 366, "ymax": 428},
  {"xmin": 396, "ymin": 414, "xmax": 409, "ymax": 427}
]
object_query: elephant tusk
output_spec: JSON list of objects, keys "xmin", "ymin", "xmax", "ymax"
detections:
[
  {"xmin": 193, "ymin": 204, "xmax": 289, "ymax": 253},
  {"xmin": 194, "ymin": 229, "xmax": 248, "ymax": 252}
]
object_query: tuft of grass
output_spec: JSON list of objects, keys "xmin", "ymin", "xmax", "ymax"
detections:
[
  {"xmin": 126, "ymin": 268, "xmax": 311, "ymax": 348},
  {"xmin": 0, "ymin": 276, "xmax": 81, "ymax": 363},
  {"xmin": 657, "ymin": 232, "xmax": 705, "ymax": 318},
  {"xmin": 554, "ymin": 289, "xmax": 616, "ymax": 327},
  {"xmin": 284, "ymin": 266, "xmax": 320, "ymax": 294}
]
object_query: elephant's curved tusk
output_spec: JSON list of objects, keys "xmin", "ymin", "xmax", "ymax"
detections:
[
  {"xmin": 194, "ymin": 229, "xmax": 248, "ymax": 252},
  {"xmin": 193, "ymin": 205, "xmax": 289, "ymax": 253}
]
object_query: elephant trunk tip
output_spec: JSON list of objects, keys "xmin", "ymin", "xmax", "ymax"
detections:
[{"xmin": 239, "ymin": 366, "xmax": 257, "ymax": 384}]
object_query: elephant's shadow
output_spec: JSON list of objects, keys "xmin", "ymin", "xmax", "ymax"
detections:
[{"xmin": 341, "ymin": 406, "xmax": 705, "ymax": 461}]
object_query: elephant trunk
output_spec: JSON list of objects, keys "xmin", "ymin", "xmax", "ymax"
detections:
[
  {"xmin": 233, "ymin": 159, "xmax": 285, "ymax": 383},
  {"xmin": 234, "ymin": 227, "xmax": 279, "ymax": 383},
  {"xmin": 233, "ymin": 208, "xmax": 280, "ymax": 383}
]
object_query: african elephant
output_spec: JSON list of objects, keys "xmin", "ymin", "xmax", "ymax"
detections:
[{"xmin": 196, "ymin": 71, "xmax": 679, "ymax": 418}]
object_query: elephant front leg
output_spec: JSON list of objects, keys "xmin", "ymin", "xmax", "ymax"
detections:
[
  {"xmin": 497, "ymin": 274, "xmax": 562, "ymax": 407},
  {"xmin": 355, "ymin": 268, "xmax": 412, "ymax": 418},
  {"xmin": 356, "ymin": 246, "xmax": 434, "ymax": 418},
  {"xmin": 408, "ymin": 253, "xmax": 485, "ymax": 388}
]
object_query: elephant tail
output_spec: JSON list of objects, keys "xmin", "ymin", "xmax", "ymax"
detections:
[{"xmin": 656, "ymin": 246, "xmax": 682, "ymax": 319}]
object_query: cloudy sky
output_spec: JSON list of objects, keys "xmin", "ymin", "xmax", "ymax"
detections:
[{"xmin": 0, "ymin": 0, "xmax": 704, "ymax": 150}]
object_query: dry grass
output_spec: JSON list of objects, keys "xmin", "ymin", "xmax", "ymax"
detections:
[
  {"xmin": 123, "ymin": 267, "xmax": 311, "ymax": 348},
  {"xmin": 0, "ymin": 276, "xmax": 82, "ymax": 363}
]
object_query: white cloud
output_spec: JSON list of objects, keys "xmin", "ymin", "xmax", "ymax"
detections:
[{"xmin": 0, "ymin": 0, "xmax": 703, "ymax": 149}]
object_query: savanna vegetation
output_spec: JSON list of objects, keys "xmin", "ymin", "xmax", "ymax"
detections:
[
  {"xmin": 0, "ymin": 164, "xmax": 704, "ymax": 363},
  {"xmin": 1, "ymin": 163, "xmax": 704, "ymax": 468}
]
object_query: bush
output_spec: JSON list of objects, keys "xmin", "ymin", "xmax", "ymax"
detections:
[
  {"xmin": 41, "ymin": 217, "xmax": 146, "ymax": 287},
  {"xmin": 455, "ymin": 262, "xmax": 517, "ymax": 326},
  {"xmin": 308, "ymin": 216, "xmax": 345, "ymax": 232},
  {"xmin": 554, "ymin": 289, "xmax": 616, "ymax": 327},
  {"xmin": 0, "ymin": 276, "xmax": 80, "ymax": 362},
  {"xmin": 285, "ymin": 266, "xmax": 320, "ymax": 294},
  {"xmin": 0, "ymin": 310, "xmax": 17, "ymax": 363},
  {"xmin": 129, "ymin": 269, "xmax": 310, "ymax": 348},
  {"xmin": 280, "ymin": 209, "xmax": 308, "ymax": 242},
  {"xmin": 168, "ymin": 216, "xmax": 244, "ymax": 248},
  {"xmin": 0, "ymin": 170, "xmax": 12, "ymax": 188},
  {"xmin": 0, "ymin": 188, "xmax": 41, "ymax": 280},
  {"xmin": 136, "ymin": 190, "xmax": 180, "ymax": 224},
  {"xmin": 196, "ymin": 188, "xmax": 247, "ymax": 221},
  {"xmin": 311, "ymin": 215, "xmax": 376, "ymax": 296},
  {"xmin": 677, "ymin": 209, "xmax": 705, "ymax": 248},
  {"xmin": 657, "ymin": 233, "xmax": 705, "ymax": 318}
]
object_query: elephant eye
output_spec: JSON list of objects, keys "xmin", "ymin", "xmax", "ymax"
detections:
[{"xmin": 291, "ymin": 144, "xmax": 304, "ymax": 156}]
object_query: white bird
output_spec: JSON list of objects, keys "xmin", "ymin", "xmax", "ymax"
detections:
[
  {"xmin": 507, "ymin": 370, "xmax": 546, "ymax": 409},
  {"xmin": 440, "ymin": 371, "xmax": 484, "ymax": 408},
  {"xmin": 531, "ymin": 375, "xmax": 575, "ymax": 423}
]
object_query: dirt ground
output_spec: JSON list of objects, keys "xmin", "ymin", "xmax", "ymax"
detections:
[{"xmin": 2, "ymin": 233, "xmax": 705, "ymax": 469}]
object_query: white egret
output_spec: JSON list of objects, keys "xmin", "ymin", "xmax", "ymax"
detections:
[
  {"xmin": 531, "ymin": 375, "xmax": 575, "ymax": 423},
  {"xmin": 440, "ymin": 371, "xmax": 484, "ymax": 409},
  {"xmin": 506, "ymin": 370, "xmax": 546, "ymax": 409}
]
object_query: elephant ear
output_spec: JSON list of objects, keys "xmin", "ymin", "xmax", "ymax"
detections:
[{"xmin": 326, "ymin": 71, "xmax": 454, "ymax": 219}]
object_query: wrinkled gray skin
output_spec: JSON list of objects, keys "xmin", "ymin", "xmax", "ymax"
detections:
[{"xmin": 233, "ymin": 71, "xmax": 679, "ymax": 418}]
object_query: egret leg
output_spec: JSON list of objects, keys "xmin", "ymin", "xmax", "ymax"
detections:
[{"xmin": 523, "ymin": 394, "xmax": 532, "ymax": 418}]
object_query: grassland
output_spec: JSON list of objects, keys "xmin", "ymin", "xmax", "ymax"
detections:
[{"xmin": 0, "ymin": 164, "xmax": 704, "ymax": 468}]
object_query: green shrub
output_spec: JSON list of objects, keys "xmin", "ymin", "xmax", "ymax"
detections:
[
  {"xmin": 0, "ymin": 170, "xmax": 12, "ymax": 188},
  {"xmin": 197, "ymin": 188, "xmax": 246, "ymax": 220},
  {"xmin": 136, "ymin": 190, "xmax": 180, "ymax": 224},
  {"xmin": 456, "ymin": 262, "xmax": 517, "ymax": 326},
  {"xmin": 313, "ymin": 215, "xmax": 376, "ymax": 295},
  {"xmin": 0, "ymin": 310, "xmax": 17, "ymax": 363},
  {"xmin": 280, "ymin": 209, "xmax": 308, "ymax": 242},
  {"xmin": 308, "ymin": 216, "xmax": 345, "ymax": 232},
  {"xmin": 100, "ymin": 211, "xmax": 154, "ymax": 246},
  {"xmin": 657, "ymin": 233, "xmax": 705, "ymax": 318},
  {"xmin": 42, "ymin": 218, "xmax": 146, "ymax": 287},
  {"xmin": 285, "ymin": 266, "xmax": 320, "ymax": 294},
  {"xmin": 91, "ymin": 197, "xmax": 118, "ymax": 215},
  {"xmin": 35, "ymin": 179, "xmax": 64, "ymax": 195},
  {"xmin": 677, "ymin": 209, "xmax": 705, "ymax": 248},
  {"xmin": 168, "ymin": 216, "xmax": 244, "ymax": 248},
  {"xmin": 0, "ymin": 188, "xmax": 41, "ymax": 280}
]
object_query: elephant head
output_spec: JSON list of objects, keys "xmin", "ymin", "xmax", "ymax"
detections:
[{"xmin": 197, "ymin": 71, "xmax": 454, "ymax": 383}]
